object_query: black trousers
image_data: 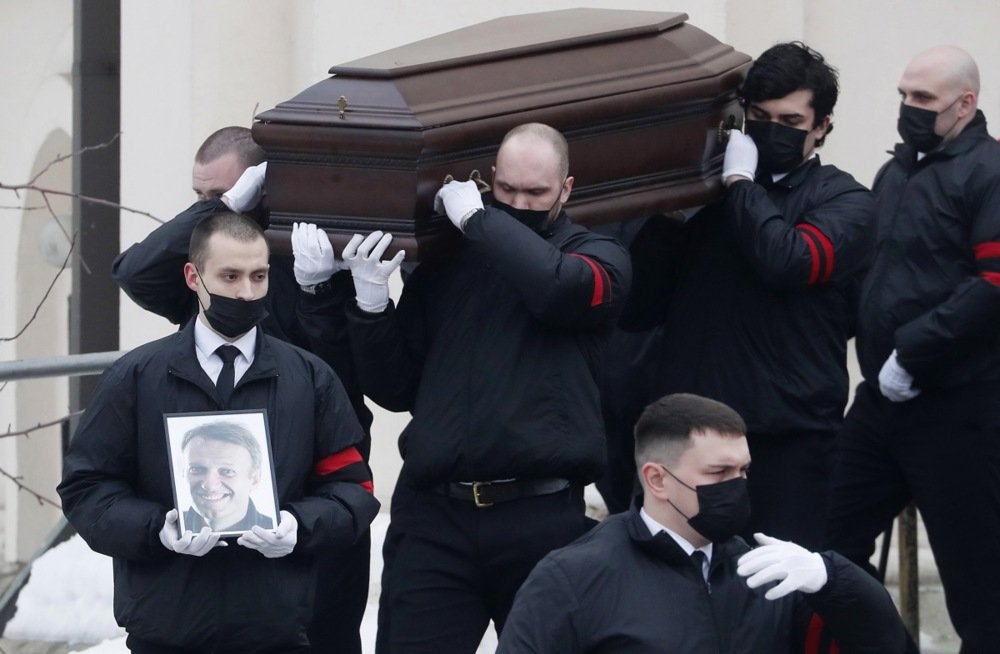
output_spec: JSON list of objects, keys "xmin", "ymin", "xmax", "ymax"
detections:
[
  {"xmin": 743, "ymin": 430, "xmax": 834, "ymax": 551},
  {"xmin": 825, "ymin": 380, "xmax": 1000, "ymax": 654},
  {"xmin": 375, "ymin": 480, "xmax": 590, "ymax": 654},
  {"xmin": 308, "ymin": 531, "xmax": 370, "ymax": 654}
]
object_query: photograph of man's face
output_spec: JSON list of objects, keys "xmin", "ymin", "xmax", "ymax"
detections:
[{"xmin": 180, "ymin": 420, "xmax": 274, "ymax": 532}]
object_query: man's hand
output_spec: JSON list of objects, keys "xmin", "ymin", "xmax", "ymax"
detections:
[
  {"xmin": 878, "ymin": 349, "xmax": 921, "ymax": 402},
  {"xmin": 434, "ymin": 180, "xmax": 484, "ymax": 231},
  {"xmin": 342, "ymin": 231, "xmax": 405, "ymax": 313},
  {"xmin": 222, "ymin": 161, "xmax": 267, "ymax": 213},
  {"xmin": 292, "ymin": 222, "xmax": 343, "ymax": 286},
  {"xmin": 737, "ymin": 533, "xmax": 828, "ymax": 600},
  {"xmin": 158, "ymin": 509, "xmax": 226, "ymax": 557},
  {"xmin": 237, "ymin": 510, "xmax": 298, "ymax": 558},
  {"xmin": 722, "ymin": 131, "xmax": 758, "ymax": 186}
]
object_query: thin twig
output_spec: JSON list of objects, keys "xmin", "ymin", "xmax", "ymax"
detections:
[
  {"xmin": 0, "ymin": 467, "xmax": 61, "ymax": 509},
  {"xmin": 1, "ymin": 411, "xmax": 82, "ymax": 439},
  {"xmin": 0, "ymin": 234, "xmax": 75, "ymax": 342},
  {"xmin": 0, "ymin": 183, "xmax": 163, "ymax": 224},
  {"xmin": 27, "ymin": 133, "xmax": 122, "ymax": 186}
]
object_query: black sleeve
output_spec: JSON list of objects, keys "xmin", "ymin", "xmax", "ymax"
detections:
[
  {"xmin": 617, "ymin": 213, "xmax": 690, "ymax": 331},
  {"xmin": 498, "ymin": 558, "xmax": 585, "ymax": 654},
  {"xmin": 284, "ymin": 361, "xmax": 380, "ymax": 556},
  {"xmin": 296, "ymin": 270, "xmax": 374, "ymax": 438},
  {"xmin": 57, "ymin": 362, "xmax": 170, "ymax": 562},
  {"xmin": 112, "ymin": 199, "xmax": 227, "ymax": 324},
  {"xmin": 725, "ymin": 175, "xmax": 874, "ymax": 289},
  {"xmin": 791, "ymin": 551, "xmax": 911, "ymax": 653},
  {"xmin": 462, "ymin": 207, "xmax": 632, "ymax": 331}
]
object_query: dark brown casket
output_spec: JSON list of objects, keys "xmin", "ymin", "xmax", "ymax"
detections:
[{"xmin": 253, "ymin": 8, "xmax": 750, "ymax": 260}]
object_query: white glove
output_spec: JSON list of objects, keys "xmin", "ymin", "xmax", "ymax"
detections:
[
  {"xmin": 434, "ymin": 180, "xmax": 484, "ymax": 231},
  {"xmin": 722, "ymin": 131, "xmax": 758, "ymax": 185},
  {"xmin": 342, "ymin": 231, "xmax": 406, "ymax": 313},
  {"xmin": 737, "ymin": 532, "xmax": 828, "ymax": 600},
  {"xmin": 292, "ymin": 222, "xmax": 343, "ymax": 286},
  {"xmin": 878, "ymin": 349, "xmax": 921, "ymax": 402},
  {"xmin": 158, "ymin": 509, "xmax": 227, "ymax": 557},
  {"xmin": 222, "ymin": 161, "xmax": 267, "ymax": 213},
  {"xmin": 237, "ymin": 510, "xmax": 298, "ymax": 558}
]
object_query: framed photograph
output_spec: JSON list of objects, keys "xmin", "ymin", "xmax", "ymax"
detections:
[{"xmin": 164, "ymin": 409, "xmax": 280, "ymax": 537}]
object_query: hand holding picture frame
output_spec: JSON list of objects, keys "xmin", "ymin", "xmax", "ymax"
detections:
[{"xmin": 164, "ymin": 410, "xmax": 280, "ymax": 537}]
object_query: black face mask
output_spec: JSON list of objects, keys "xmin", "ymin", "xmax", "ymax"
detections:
[
  {"xmin": 491, "ymin": 193, "xmax": 564, "ymax": 233},
  {"xmin": 897, "ymin": 97, "xmax": 961, "ymax": 153},
  {"xmin": 196, "ymin": 271, "xmax": 269, "ymax": 339},
  {"xmin": 663, "ymin": 467, "xmax": 751, "ymax": 543},
  {"xmin": 745, "ymin": 119, "xmax": 809, "ymax": 175}
]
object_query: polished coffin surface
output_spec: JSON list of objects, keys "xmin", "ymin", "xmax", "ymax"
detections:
[{"xmin": 254, "ymin": 8, "xmax": 751, "ymax": 259}]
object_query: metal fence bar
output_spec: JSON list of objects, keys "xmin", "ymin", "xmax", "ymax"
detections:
[{"xmin": 0, "ymin": 350, "xmax": 128, "ymax": 382}]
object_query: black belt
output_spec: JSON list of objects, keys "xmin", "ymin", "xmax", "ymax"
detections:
[{"xmin": 435, "ymin": 478, "xmax": 571, "ymax": 508}]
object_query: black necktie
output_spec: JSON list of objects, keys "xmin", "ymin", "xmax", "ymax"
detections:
[
  {"xmin": 215, "ymin": 345, "xmax": 240, "ymax": 407},
  {"xmin": 691, "ymin": 550, "xmax": 709, "ymax": 583}
]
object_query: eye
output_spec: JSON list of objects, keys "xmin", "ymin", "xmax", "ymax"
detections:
[
  {"xmin": 187, "ymin": 466, "xmax": 206, "ymax": 476},
  {"xmin": 253, "ymin": 272, "xmax": 268, "ymax": 282},
  {"xmin": 219, "ymin": 468, "xmax": 237, "ymax": 478}
]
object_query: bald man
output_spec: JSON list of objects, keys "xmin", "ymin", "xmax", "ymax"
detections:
[
  {"xmin": 825, "ymin": 45, "xmax": 1000, "ymax": 652},
  {"xmin": 340, "ymin": 122, "xmax": 632, "ymax": 653}
]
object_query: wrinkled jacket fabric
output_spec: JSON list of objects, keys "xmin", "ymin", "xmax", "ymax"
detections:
[
  {"xmin": 346, "ymin": 206, "xmax": 632, "ymax": 487},
  {"xmin": 499, "ymin": 507, "xmax": 909, "ymax": 653},
  {"xmin": 857, "ymin": 111, "xmax": 1000, "ymax": 388},
  {"xmin": 622, "ymin": 158, "xmax": 874, "ymax": 435},
  {"xmin": 58, "ymin": 321, "xmax": 380, "ymax": 650}
]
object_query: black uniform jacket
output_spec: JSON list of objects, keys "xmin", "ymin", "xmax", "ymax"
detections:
[
  {"xmin": 622, "ymin": 157, "xmax": 874, "ymax": 435},
  {"xmin": 499, "ymin": 507, "xmax": 910, "ymax": 654},
  {"xmin": 111, "ymin": 199, "xmax": 373, "ymax": 440},
  {"xmin": 857, "ymin": 111, "xmax": 1000, "ymax": 388},
  {"xmin": 346, "ymin": 206, "xmax": 632, "ymax": 487},
  {"xmin": 58, "ymin": 321, "xmax": 380, "ymax": 650}
]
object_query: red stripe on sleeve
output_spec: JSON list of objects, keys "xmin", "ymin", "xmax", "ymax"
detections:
[
  {"xmin": 568, "ymin": 253, "xmax": 609, "ymax": 307},
  {"xmin": 361, "ymin": 480, "xmax": 374, "ymax": 493},
  {"xmin": 804, "ymin": 613, "xmax": 823, "ymax": 654},
  {"xmin": 796, "ymin": 227, "xmax": 822, "ymax": 285},
  {"xmin": 974, "ymin": 242, "xmax": 1000, "ymax": 261},
  {"xmin": 982, "ymin": 271, "xmax": 1000, "ymax": 287},
  {"xmin": 797, "ymin": 223, "xmax": 835, "ymax": 283},
  {"xmin": 313, "ymin": 447, "xmax": 363, "ymax": 476}
]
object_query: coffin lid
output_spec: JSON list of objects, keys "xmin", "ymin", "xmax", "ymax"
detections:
[{"xmin": 255, "ymin": 9, "xmax": 741, "ymax": 131}]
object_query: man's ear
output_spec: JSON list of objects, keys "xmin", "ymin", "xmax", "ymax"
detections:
[
  {"xmin": 957, "ymin": 90, "xmax": 977, "ymax": 118},
  {"xmin": 560, "ymin": 176, "xmax": 574, "ymax": 205},
  {"xmin": 183, "ymin": 262, "xmax": 201, "ymax": 293},
  {"xmin": 249, "ymin": 468, "xmax": 261, "ymax": 489},
  {"xmin": 640, "ymin": 462, "xmax": 671, "ymax": 502}
]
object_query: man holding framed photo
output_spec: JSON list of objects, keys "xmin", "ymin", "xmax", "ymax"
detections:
[{"xmin": 58, "ymin": 211, "xmax": 379, "ymax": 653}]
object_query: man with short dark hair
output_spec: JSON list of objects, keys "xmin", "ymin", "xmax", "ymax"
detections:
[
  {"xmin": 112, "ymin": 127, "xmax": 374, "ymax": 653},
  {"xmin": 181, "ymin": 420, "xmax": 274, "ymax": 533},
  {"xmin": 60, "ymin": 211, "xmax": 379, "ymax": 653},
  {"xmin": 497, "ymin": 393, "xmax": 910, "ymax": 654},
  {"xmin": 342, "ymin": 122, "xmax": 632, "ymax": 653},
  {"xmin": 622, "ymin": 42, "xmax": 874, "ymax": 549},
  {"xmin": 825, "ymin": 45, "xmax": 1000, "ymax": 651}
]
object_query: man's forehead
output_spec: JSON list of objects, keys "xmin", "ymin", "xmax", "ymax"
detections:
[
  {"xmin": 684, "ymin": 429, "xmax": 750, "ymax": 464},
  {"xmin": 202, "ymin": 233, "xmax": 269, "ymax": 266}
]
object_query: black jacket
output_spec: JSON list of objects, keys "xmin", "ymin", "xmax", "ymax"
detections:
[
  {"xmin": 111, "ymin": 200, "xmax": 373, "ymax": 440},
  {"xmin": 346, "ymin": 206, "xmax": 631, "ymax": 487},
  {"xmin": 498, "ymin": 507, "xmax": 909, "ymax": 653},
  {"xmin": 622, "ymin": 158, "xmax": 874, "ymax": 435},
  {"xmin": 857, "ymin": 111, "xmax": 1000, "ymax": 388},
  {"xmin": 57, "ymin": 321, "xmax": 380, "ymax": 650}
]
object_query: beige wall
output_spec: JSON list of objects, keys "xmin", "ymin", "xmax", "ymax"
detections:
[{"xmin": 2, "ymin": 0, "xmax": 999, "ymax": 557}]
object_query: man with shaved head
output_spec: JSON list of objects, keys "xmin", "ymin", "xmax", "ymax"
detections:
[
  {"xmin": 340, "ymin": 122, "xmax": 632, "ymax": 652},
  {"xmin": 826, "ymin": 45, "xmax": 1000, "ymax": 651}
]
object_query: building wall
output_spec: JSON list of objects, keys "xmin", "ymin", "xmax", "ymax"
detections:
[{"xmin": 1, "ymin": 0, "xmax": 998, "ymax": 557}]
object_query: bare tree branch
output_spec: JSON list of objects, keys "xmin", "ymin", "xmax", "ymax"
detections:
[
  {"xmin": 0, "ymin": 233, "xmax": 75, "ymax": 342},
  {"xmin": 27, "ymin": 133, "xmax": 122, "ymax": 186},
  {"xmin": 0, "ymin": 182, "xmax": 163, "ymax": 225},
  {"xmin": 0, "ymin": 467, "xmax": 61, "ymax": 509},
  {"xmin": 1, "ymin": 412, "xmax": 82, "ymax": 439}
]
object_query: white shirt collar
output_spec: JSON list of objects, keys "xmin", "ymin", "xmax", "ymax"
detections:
[
  {"xmin": 194, "ymin": 316, "xmax": 257, "ymax": 360},
  {"xmin": 640, "ymin": 507, "xmax": 713, "ymax": 562}
]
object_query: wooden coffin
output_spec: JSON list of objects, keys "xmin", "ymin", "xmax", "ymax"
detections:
[{"xmin": 253, "ymin": 8, "xmax": 750, "ymax": 260}]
